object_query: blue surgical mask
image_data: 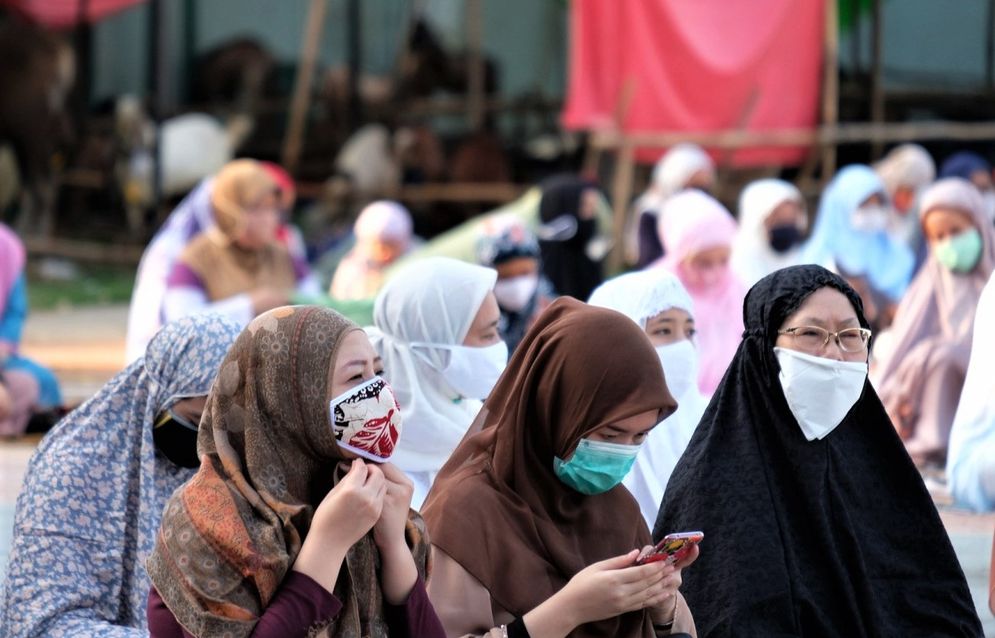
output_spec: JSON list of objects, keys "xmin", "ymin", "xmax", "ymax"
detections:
[{"xmin": 553, "ymin": 438, "xmax": 641, "ymax": 495}]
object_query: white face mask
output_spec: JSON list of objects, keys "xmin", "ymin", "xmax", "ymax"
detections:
[
  {"xmin": 411, "ymin": 340, "xmax": 509, "ymax": 400},
  {"xmin": 655, "ymin": 339, "xmax": 698, "ymax": 401},
  {"xmin": 774, "ymin": 347, "xmax": 867, "ymax": 441},
  {"xmin": 494, "ymin": 274, "xmax": 539, "ymax": 313},
  {"xmin": 850, "ymin": 204, "xmax": 891, "ymax": 232}
]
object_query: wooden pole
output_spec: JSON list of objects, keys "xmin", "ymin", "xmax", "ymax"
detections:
[
  {"xmin": 466, "ymin": 0, "xmax": 485, "ymax": 130},
  {"xmin": 988, "ymin": 0, "xmax": 995, "ymax": 89},
  {"xmin": 347, "ymin": 0, "xmax": 362, "ymax": 130},
  {"xmin": 608, "ymin": 141, "xmax": 636, "ymax": 272},
  {"xmin": 869, "ymin": 0, "xmax": 885, "ymax": 158},
  {"xmin": 282, "ymin": 0, "xmax": 328, "ymax": 175},
  {"xmin": 821, "ymin": 0, "xmax": 839, "ymax": 182}
]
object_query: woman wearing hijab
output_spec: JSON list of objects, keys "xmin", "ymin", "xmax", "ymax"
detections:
[
  {"xmin": 731, "ymin": 179, "xmax": 809, "ymax": 287},
  {"xmin": 163, "ymin": 160, "xmax": 321, "ymax": 329},
  {"xmin": 948, "ymin": 271, "xmax": 995, "ymax": 512},
  {"xmin": 126, "ymin": 162, "xmax": 305, "ymax": 363},
  {"xmin": 802, "ymin": 165, "xmax": 915, "ymax": 316},
  {"xmin": 873, "ymin": 143, "xmax": 936, "ymax": 249},
  {"xmin": 871, "ymin": 178, "xmax": 995, "ymax": 467},
  {"xmin": 536, "ymin": 174, "xmax": 606, "ymax": 300},
  {"xmin": 589, "ymin": 270, "xmax": 707, "ymax": 528},
  {"xmin": 631, "ymin": 144, "xmax": 716, "ymax": 268},
  {"xmin": 0, "ymin": 314, "xmax": 240, "ymax": 637},
  {"xmin": 940, "ymin": 151, "xmax": 995, "ymax": 224},
  {"xmin": 146, "ymin": 306, "xmax": 445, "ymax": 638},
  {"xmin": 367, "ymin": 257, "xmax": 506, "ymax": 509},
  {"xmin": 0, "ymin": 222, "xmax": 62, "ymax": 436},
  {"xmin": 650, "ymin": 190, "xmax": 746, "ymax": 396},
  {"xmin": 475, "ymin": 215, "xmax": 554, "ymax": 353},
  {"xmin": 423, "ymin": 297, "xmax": 696, "ymax": 637},
  {"xmin": 330, "ymin": 200, "xmax": 417, "ymax": 301},
  {"xmin": 654, "ymin": 265, "xmax": 981, "ymax": 637}
]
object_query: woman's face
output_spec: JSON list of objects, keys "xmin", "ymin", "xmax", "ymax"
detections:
[
  {"xmin": 763, "ymin": 200, "xmax": 804, "ymax": 230},
  {"xmin": 645, "ymin": 308, "xmax": 695, "ymax": 347},
  {"xmin": 577, "ymin": 408, "xmax": 661, "ymax": 449},
  {"xmin": 326, "ymin": 330, "xmax": 385, "ymax": 460},
  {"xmin": 462, "ymin": 292, "xmax": 503, "ymax": 347},
  {"xmin": 495, "ymin": 257, "xmax": 538, "ymax": 280},
  {"xmin": 923, "ymin": 207, "xmax": 975, "ymax": 245},
  {"xmin": 579, "ymin": 188, "xmax": 601, "ymax": 221},
  {"xmin": 169, "ymin": 396, "xmax": 208, "ymax": 425},
  {"xmin": 774, "ymin": 287, "xmax": 867, "ymax": 363},
  {"xmin": 684, "ymin": 169, "xmax": 715, "ymax": 195},
  {"xmin": 683, "ymin": 245, "xmax": 731, "ymax": 290},
  {"xmin": 236, "ymin": 191, "xmax": 281, "ymax": 249}
]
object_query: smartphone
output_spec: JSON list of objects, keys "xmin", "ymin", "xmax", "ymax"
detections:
[{"xmin": 636, "ymin": 531, "xmax": 703, "ymax": 566}]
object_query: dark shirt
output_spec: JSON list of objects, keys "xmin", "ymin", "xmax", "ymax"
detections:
[{"xmin": 147, "ymin": 571, "xmax": 444, "ymax": 638}]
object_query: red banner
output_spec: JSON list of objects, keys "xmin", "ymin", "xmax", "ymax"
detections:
[
  {"xmin": 0, "ymin": 0, "xmax": 144, "ymax": 28},
  {"xmin": 562, "ymin": 0, "xmax": 825, "ymax": 166}
]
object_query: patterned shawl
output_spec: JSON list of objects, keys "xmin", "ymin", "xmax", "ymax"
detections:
[{"xmin": 147, "ymin": 306, "xmax": 429, "ymax": 638}]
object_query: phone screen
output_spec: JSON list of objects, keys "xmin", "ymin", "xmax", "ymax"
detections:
[{"xmin": 636, "ymin": 531, "xmax": 703, "ymax": 565}]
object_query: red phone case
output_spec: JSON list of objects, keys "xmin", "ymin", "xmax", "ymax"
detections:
[{"xmin": 637, "ymin": 531, "xmax": 703, "ymax": 565}]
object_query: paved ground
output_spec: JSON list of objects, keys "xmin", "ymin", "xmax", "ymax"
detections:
[{"xmin": 2, "ymin": 304, "xmax": 993, "ymax": 632}]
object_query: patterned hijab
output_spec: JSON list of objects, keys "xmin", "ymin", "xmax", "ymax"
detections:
[
  {"xmin": 422, "ymin": 298, "xmax": 676, "ymax": 638},
  {"xmin": 0, "ymin": 314, "xmax": 240, "ymax": 634},
  {"xmin": 147, "ymin": 306, "xmax": 430, "ymax": 638}
]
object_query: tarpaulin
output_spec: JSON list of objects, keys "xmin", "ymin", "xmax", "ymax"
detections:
[
  {"xmin": 0, "ymin": 0, "xmax": 143, "ymax": 28},
  {"xmin": 562, "ymin": 0, "xmax": 825, "ymax": 167}
]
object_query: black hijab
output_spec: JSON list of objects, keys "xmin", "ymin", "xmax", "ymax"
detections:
[
  {"xmin": 537, "ymin": 174, "xmax": 604, "ymax": 300},
  {"xmin": 654, "ymin": 265, "xmax": 981, "ymax": 637}
]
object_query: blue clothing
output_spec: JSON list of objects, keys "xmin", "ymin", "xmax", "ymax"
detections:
[
  {"xmin": 802, "ymin": 165, "xmax": 914, "ymax": 302},
  {"xmin": 939, "ymin": 151, "xmax": 991, "ymax": 181},
  {"xmin": 0, "ymin": 274, "xmax": 61, "ymax": 408},
  {"xmin": 0, "ymin": 314, "xmax": 240, "ymax": 637}
]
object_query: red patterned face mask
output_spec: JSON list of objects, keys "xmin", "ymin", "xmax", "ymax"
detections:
[{"xmin": 328, "ymin": 376, "xmax": 403, "ymax": 462}]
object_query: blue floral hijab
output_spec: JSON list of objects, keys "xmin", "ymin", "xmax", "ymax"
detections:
[{"xmin": 0, "ymin": 314, "xmax": 239, "ymax": 636}]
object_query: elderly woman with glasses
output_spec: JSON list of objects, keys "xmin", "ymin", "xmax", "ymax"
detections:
[{"xmin": 652, "ymin": 265, "xmax": 981, "ymax": 637}]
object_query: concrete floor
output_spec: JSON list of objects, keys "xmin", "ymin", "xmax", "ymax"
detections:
[{"xmin": 2, "ymin": 304, "xmax": 993, "ymax": 633}]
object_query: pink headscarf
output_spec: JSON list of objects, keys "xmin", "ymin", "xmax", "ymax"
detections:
[
  {"xmin": 651, "ymin": 190, "xmax": 745, "ymax": 395},
  {"xmin": 873, "ymin": 178, "xmax": 995, "ymax": 428},
  {"xmin": 0, "ymin": 223, "xmax": 26, "ymax": 321}
]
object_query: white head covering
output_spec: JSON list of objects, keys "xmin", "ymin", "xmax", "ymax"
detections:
[
  {"xmin": 354, "ymin": 200, "xmax": 413, "ymax": 245},
  {"xmin": 366, "ymin": 257, "xmax": 497, "ymax": 504},
  {"xmin": 587, "ymin": 269, "xmax": 708, "ymax": 527},
  {"xmin": 731, "ymin": 179, "xmax": 808, "ymax": 287},
  {"xmin": 874, "ymin": 144, "xmax": 936, "ymax": 194}
]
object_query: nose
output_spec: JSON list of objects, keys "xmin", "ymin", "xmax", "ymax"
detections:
[{"xmin": 821, "ymin": 335, "xmax": 847, "ymax": 361}]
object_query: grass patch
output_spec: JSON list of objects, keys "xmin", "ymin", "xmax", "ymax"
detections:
[{"xmin": 27, "ymin": 265, "xmax": 135, "ymax": 311}]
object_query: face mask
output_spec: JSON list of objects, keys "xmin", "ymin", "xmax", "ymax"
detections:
[
  {"xmin": 412, "ymin": 340, "xmax": 509, "ymax": 400},
  {"xmin": 774, "ymin": 347, "xmax": 867, "ymax": 441},
  {"xmin": 656, "ymin": 339, "xmax": 698, "ymax": 400},
  {"xmin": 329, "ymin": 375, "xmax": 402, "ymax": 462},
  {"xmin": 494, "ymin": 274, "xmax": 539, "ymax": 312},
  {"xmin": 850, "ymin": 204, "xmax": 890, "ymax": 232},
  {"xmin": 935, "ymin": 227, "xmax": 984, "ymax": 273},
  {"xmin": 983, "ymin": 191, "xmax": 995, "ymax": 223},
  {"xmin": 153, "ymin": 408, "xmax": 201, "ymax": 468},
  {"xmin": 768, "ymin": 224, "xmax": 803, "ymax": 254},
  {"xmin": 554, "ymin": 438, "xmax": 641, "ymax": 495}
]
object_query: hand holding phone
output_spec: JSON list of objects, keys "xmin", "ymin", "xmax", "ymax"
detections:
[{"xmin": 636, "ymin": 531, "xmax": 703, "ymax": 566}]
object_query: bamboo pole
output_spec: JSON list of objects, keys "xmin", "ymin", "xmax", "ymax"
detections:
[
  {"xmin": 282, "ymin": 0, "xmax": 328, "ymax": 175},
  {"xmin": 869, "ymin": 0, "xmax": 885, "ymax": 158},
  {"xmin": 466, "ymin": 0, "xmax": 485, "ymax": 130},
  {"xmin": 822, "ymin": 0, "xmax": 840, "ymax": 181},
  {"xmin": 608, "ymin": 141, "xmax": 636, "ymax": 272}
]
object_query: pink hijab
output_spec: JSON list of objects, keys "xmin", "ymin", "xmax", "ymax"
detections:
[
  {"xmin": 0, "ymin": 223, "xmax": 26, "ymax": 320},
  {"xmin": 651, "ymin": 190, "xmax": 745, "ymax": 395},
  {"xmin": 873, "ymin": 178, "xmax": 995, "ymax": 417}
]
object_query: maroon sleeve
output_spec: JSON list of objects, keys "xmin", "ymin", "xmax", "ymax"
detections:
[
  {"xmin": 382, "ymin": 576, "xmax": 447, "ymax": 638},
  {"xmin": 147, "ymin": 572, "xmax": 342, "ymax": 638}
]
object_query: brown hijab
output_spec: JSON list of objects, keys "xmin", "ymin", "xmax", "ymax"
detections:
[
  {"xmin": 147, "ymin": 306, "xmax": 430, "ymax": 638},
  {"xmin": 421, "ymin": 297, "xmax": 676, "ymax": 638},
  {"xmin": 179, "ymin": 159, "xmax": 297, "ymax": 301}
]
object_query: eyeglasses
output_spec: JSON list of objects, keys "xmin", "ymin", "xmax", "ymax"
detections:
[{"xmin": 776, "ymin": 326, "xmax": 872, "ymax": 353}]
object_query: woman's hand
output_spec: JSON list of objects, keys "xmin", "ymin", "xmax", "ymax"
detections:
[
  {"xmin": 647, "ymin": 544, "xmax": 699, "ymax": 627},
  {"xmin": 372, "ymin": 462, "xmax": 415, "ymax": 551},
  {"xmin": 523, "ymin": 550, "xmax": 675, "ymax": 637},
  {"xmin": 292, "ymin": 459, "xmax": 386, "ymax": 592},
  {"xmin": 373, "ymin": 462, "xmax": 419, "ymax": 605}
]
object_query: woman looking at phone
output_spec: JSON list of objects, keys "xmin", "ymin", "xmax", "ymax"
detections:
[
  {"xmin": 655, "ymin": 265, "xmax": 980, "ymax": 636},
  {"xmin": 146, "ymin": 306, "xmax": 446, "ymax": 638},
  {"xmin": 422, "ymin": 298, "xmax": 697, "ymax": 637}
]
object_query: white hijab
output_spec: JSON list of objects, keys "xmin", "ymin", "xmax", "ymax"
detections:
[
  {"xmin": 588, "ymin": 269, "xmax": 708, "ymax": 528},
  {"xmin": 731, "ymin": 179, "xmax": 808, "ymax": 287},
  {"xmin": 366, "ymin": 257, "xmax": 497, "ymax": 476}
]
